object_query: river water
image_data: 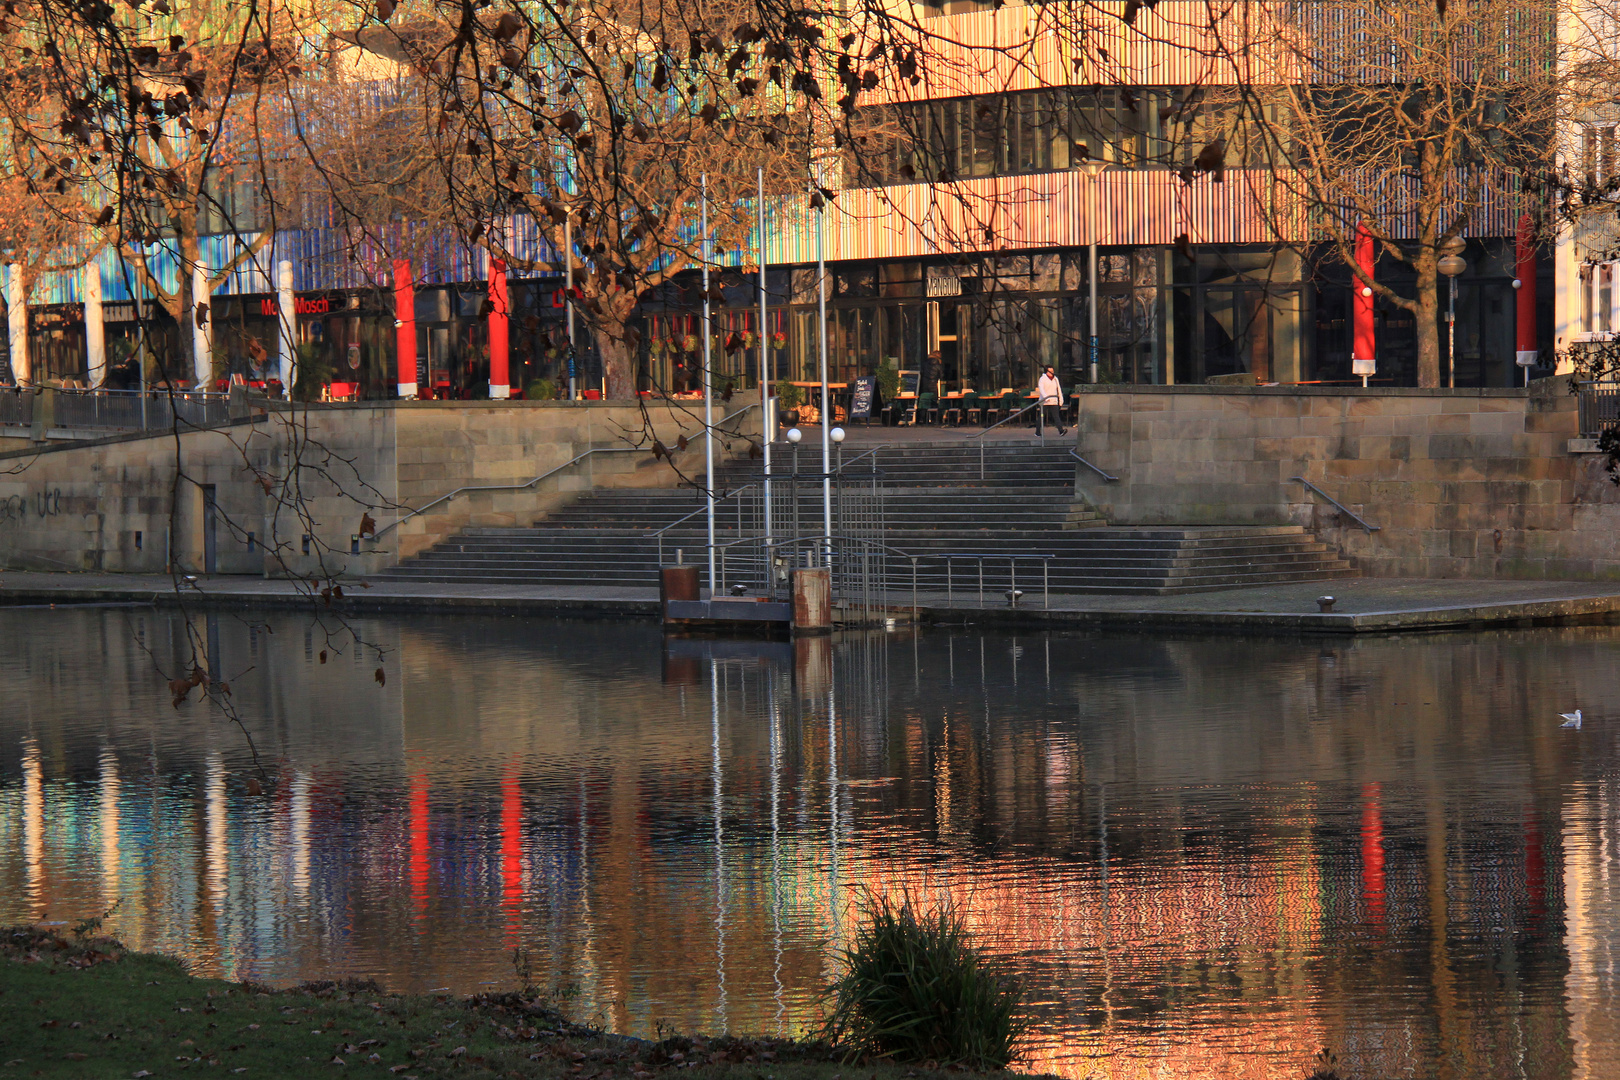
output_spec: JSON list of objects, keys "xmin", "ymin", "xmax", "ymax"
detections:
[{"xmin": 3, "ymin": 607, "xmax": 1618, "ymax": 1079}]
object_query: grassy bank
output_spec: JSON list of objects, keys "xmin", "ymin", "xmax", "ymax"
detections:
[{"xmin": 0, "ymin": 927, "xmax": 1038, "ymax": 1080}]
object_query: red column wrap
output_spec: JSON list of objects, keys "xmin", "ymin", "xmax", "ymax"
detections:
[
  {"xmin": 1516, "ymin": 214, "xmax": 1538, "ymax": 369},
  {"xmin": 393, "ymin": 259, "xmax": 417, "ymax": 398},
  {"xmin": 1353, "ymin": 224, "xmax": 1376, "ymax": 375},
  {"xmin": 488, "ymin": 259, "xmax": 510, "ymax": 399}
]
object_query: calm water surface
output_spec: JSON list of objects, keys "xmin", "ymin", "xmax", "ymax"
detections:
[{"xmin": 3, "ymin": 608, "xmax": 1619, "ymax": 1079}]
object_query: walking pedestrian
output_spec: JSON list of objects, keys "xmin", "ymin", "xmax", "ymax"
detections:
[{"xmin": 1036, "ymin": 365, "xmax": 1066, "ymax": 437}]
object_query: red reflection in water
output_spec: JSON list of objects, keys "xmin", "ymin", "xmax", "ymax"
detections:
[
  {"xmin": 1361, "ymin": 782, "xmax": 1386, "ymax": 925},
  {"xmin": 410, "ymin": 772, "xmax": 429, "ymax": 920},
  {"xmin": 501, "ymin": 774, "xmax": 523, "ymax": 945},
  {"xmin": 1525, "ymin": 809, "xmax": 1545, "ymax": 922}
]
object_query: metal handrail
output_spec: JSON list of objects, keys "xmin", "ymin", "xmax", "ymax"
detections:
[
  {"xmin": 968, "ymin": 399, "xmax": 1039, "ymax": 438},
  {"xmin": 833, "ymin": 443, "xmax": 890, "ymax": 473},
  {"xmin": 376, "ymin": 402, "xmax": 760, "ymax": 538},
  {"xmin": 375, "ymin": 446, "xmax": 645, "ymax": 537},
  {"xmin": 1291, "ymin": 477, "xmax": 1380, "ymax": 532},
  {"xmin": 1069, "ymin": 449, "xmax": 1119, "ymax": 482},
  {"xmin": 685, "ymin": 534, "xmax": 1055, "ymax": 611},
  {"xmin": 654, "ymin": 483, "xmax": 762, "ymax": 565}
]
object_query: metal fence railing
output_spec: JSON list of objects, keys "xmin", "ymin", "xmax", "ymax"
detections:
[
  {"xmin": 1577, "ymin": 381, "xmax": 1620, "ymax": 439},
  {"xmin": 0, "ymin": 387, "xmax": 236, "ymax": 434},
  {"xmin": 674, "ymin": 535, "xmax": 1055, "ymax": 627},
  {"xmin": 0, "ymin": 388, "xmax": 33, "ymax": 427}
]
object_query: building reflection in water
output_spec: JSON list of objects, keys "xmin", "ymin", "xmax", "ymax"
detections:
[{"xmin": 2, "ymin": 609, "xmax": 1616, "ymax": 1078}]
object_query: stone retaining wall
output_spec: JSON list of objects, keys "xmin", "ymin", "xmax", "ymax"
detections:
[
  {"xmin": 1073, "ymin": 380, "xmax": 1620, "ymax": 579},
  {"xmin": 0, "ymin": 400, "xmax": 756, "ymax": 577}
]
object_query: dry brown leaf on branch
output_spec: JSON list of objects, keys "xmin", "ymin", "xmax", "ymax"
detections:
[{"xmin": 375, "ymin": 667, "xmax": 386, "ymax": 687}]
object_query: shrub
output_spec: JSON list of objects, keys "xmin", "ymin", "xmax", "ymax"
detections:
[
  {"xmin": 821, "ymin": 894, "xmax": 1031, "ymax": 1069},
  {"xmin": 527, "ymin": 377, "xmax": 559, "ymax": 401},
  {"xmin": 775, "ymin": 380, "xmax": 803, "ymax": 409}
]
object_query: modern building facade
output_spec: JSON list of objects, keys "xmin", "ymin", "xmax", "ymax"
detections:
[{"xmin": 0, "ymin": 1, "xmax": 1560, "ymax": 399}]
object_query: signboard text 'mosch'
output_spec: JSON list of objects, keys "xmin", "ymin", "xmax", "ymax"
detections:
[{"xmin": 260, "ymin": 295, "xmax": 332, "ymax": 317}]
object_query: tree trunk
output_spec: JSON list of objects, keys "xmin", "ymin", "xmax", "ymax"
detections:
[
  {"xmin": 600, "ymin": 332, "xmax": 637, "ymax": 400},
  {"xmin": 1415, "ymin": 266, "xmax": 1440, "ymax": 388}
]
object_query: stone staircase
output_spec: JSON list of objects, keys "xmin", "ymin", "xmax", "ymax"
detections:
[{"xmin": 376, "ymin": 442, "xmax": 1356, "ymax": 595}]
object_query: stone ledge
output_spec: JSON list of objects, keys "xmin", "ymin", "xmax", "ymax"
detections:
[{"xmin": 1569, "ymin": 438, "xmax": 1605, "ymax": 453}]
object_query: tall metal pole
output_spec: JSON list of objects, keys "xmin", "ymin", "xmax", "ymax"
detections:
[
  {"xmin": 759, "ymin": 167, "xmax": 772, "ymax": 549},
  {"xmin": 702, "ymin": 174, "xmax": 717, "ymax": 594},
  {"xmin": 1447, "ymin": 276, "xmax": 1457, "ymax": 390},
  {"xmin": 1088, "ymin": 173, "xmax": 1099, "ymax": 385},
  {"xmin": 565, "ymin": 216, "xmax": 577, "ymax": 401},
  {"xmin": 815, "ymin": 182, "xmax": 831, "ymax": 567}
]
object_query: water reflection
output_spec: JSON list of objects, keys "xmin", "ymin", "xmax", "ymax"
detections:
[{"xmin": 3, "ymin": 608, "xmax": 1619, "ymax": 1078}]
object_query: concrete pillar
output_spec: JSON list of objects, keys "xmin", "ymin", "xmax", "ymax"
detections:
[
  {"xmin": 84, "ymin": 264, "xmax": 105, "ymax": 387},
  {"xmin": 276, "ymin": 260, "xmax": 295, "ymax": 395},
  {"xmin": 7, "ymin": 263, "xmax": 29, "ymax": 385},
  {"xmin": 1554, "ymin": 220, "xmax": 1580, "ymax": 374},
  {"xmin": 191, "ymin": 263, "xmax": 211, "ymax": 388},
  {"xmin": 488, "ymin": 258, "xmax": 509, "ymax": 399},
  {"xmin": 393, "ymin": 259, "xmax": 416, "ymax": 399}
]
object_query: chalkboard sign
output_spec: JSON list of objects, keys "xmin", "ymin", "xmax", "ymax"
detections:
[
  {"xmin": 849, "ymin": 376, "xmax": 877, "ymax": 420},
  {"xmin": 898, "ymin": 370, "xmax": 920, "ymax": 396}
]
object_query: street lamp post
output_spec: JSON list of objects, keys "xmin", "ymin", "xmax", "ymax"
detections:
[
  {"xmin": 1438, "ymin": 236, "xmax": 1466, "ymax": 390},
  {"xmin": 1077, "ymin": 160, "xmax": 1109, "ymax": 385},
  {"xmin": 786, "ymin": 427, "xmax": 802, "ymax": 552}
]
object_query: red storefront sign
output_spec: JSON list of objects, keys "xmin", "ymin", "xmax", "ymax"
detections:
[{"xmin": 260, "ymin": 295, "xmax": 332, "ymax": 317}]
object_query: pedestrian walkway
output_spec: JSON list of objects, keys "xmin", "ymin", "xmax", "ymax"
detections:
[{"xmin": 3, "ymin": 571, "xmax": 1617, "ymax": 635}]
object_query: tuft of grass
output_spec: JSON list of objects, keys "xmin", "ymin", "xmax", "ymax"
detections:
[{"xmin": 821, "ymin": 894, "xmax": 1032, "ymax": 1070}]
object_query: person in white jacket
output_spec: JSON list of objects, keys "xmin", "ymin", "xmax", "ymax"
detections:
[{"xmin": 1036, "ymin": 365, "xmax": 1066, "ymax": 437}]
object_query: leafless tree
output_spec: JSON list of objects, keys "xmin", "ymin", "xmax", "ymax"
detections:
[{"xmin": 1211, "ymin": 0, "xmax": 1561, "ymax": 387}]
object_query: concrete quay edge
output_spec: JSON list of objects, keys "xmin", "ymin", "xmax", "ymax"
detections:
[
  {"xmin": 935, "ymin": 594, "xmax": 1620, "ymax": 635},
  {"xmin": 2, "ymin": 574, "xmax": 1619, "ymax": 635}
]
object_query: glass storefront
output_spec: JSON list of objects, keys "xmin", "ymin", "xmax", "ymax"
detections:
[
  {"xmin": 639, "ymin": 243, "xmax": 1544, "ymax": 393},
  {"xmin": 0, "ymin": 242, "xmax": 1546, "ymax": 394}
]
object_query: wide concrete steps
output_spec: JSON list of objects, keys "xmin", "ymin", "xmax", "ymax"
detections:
[
  {"xmin": 380, "ymin": 525, "xmax": 1354, "ymax": 594},
  {"xmin": 376, "ymin": 440, "xmax": 1354, "ymax": 595}
]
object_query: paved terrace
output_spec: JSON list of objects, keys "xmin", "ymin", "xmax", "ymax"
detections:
[{"xmin": 2, "ymin": 572, "xmax": 1618, "ymax": 635}]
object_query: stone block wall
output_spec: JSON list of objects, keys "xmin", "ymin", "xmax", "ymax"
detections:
[
  {"xmin": 0, "ymin": 400, "xmax": 758, "ymax": 576},
  {"xmin": 1073, "ymin": 380, "xmax": 1620, "ymax": 579}
]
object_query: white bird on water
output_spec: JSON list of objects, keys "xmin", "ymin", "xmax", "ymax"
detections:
[{"xmin": 1561, "ymin": 709, "xmax": 1583, "ymax": 730}]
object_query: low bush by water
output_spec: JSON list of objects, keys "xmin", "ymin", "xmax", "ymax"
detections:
[{"xmin": 822, "ymin": 895, "xmax": 1032, "ymax": 1070}]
